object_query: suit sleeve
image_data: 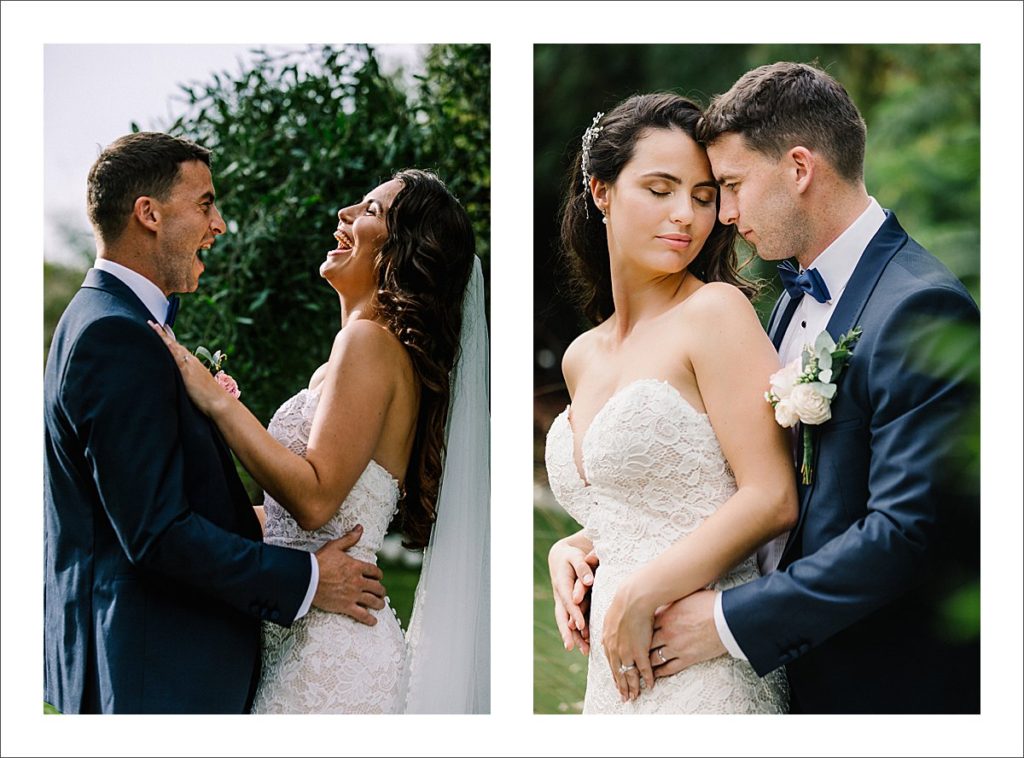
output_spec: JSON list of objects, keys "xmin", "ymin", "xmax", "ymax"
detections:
[
  {"xmin": 722, "ymin": 283, "xmax": 979, "ymax": 675},
  {"xmin": 62, "ymin": 315, "xmax": 311, "ymax": 625}
]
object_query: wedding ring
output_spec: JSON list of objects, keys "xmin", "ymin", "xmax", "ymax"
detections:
[
  {"xmin": 618, "ymin": 663, "xmax": 636, "ymax": 674},
  {"xmin": 656, "ymin": 647, "xmax": 668, "ymax": 664}
]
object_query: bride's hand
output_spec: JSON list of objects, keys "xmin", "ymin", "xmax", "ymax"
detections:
[
  {"xmin": 548, "ymin": 539, "xmax": 597, "ymax": 654},
  {"xmin": 603, "ymin": 578, "xmax": 657, "ymax": 702},
  {"xmin": 147, "ymin": 321, "xmax": 232, "ymax": 416}
]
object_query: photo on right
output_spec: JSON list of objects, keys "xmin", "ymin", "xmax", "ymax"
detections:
[{"xmin": 533, "ymin": 44, "xmax": 980, "ymax": 715}]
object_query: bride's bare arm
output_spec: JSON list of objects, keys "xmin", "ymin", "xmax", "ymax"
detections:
[
  {"xmin": 151, "ymin": 319, "xmax": 398, "ymax": 531},
  {"xmin": 602, "ymin": 283, "xmax": 798, "ymax": 697}
]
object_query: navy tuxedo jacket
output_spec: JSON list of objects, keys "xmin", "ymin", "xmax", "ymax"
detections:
[
  {"xmin": 722, "ymin": 213, "xmax": 980, "ymax": 713},
  {"xmin": 44, "ymin": 269, "xmax": 311, "ymax": 714}
]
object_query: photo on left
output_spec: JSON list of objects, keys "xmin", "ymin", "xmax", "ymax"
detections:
[{"xmin": 43, "ymin": 43, "xmax": 490, "ymax": 714}]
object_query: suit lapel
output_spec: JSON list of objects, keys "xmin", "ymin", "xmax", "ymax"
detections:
[
  {"xmin": 780, "ymin": 211, "xmax": 911, "ymax": 563},
  {"xmin": 767, "ymin": 288, "xmax": 799, "ymax": 351},
  {"xmin": 822, "ymin": 211, "xmax": 908, "ymax": 341}
]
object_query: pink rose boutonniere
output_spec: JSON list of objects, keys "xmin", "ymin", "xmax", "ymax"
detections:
[
  {"xmin": 194, "ymin": 345, "xmax": 241, "ymax": 399},
  {"xmin": 765, "ymin": 327, "xmax": 861, "ymax": 484}
]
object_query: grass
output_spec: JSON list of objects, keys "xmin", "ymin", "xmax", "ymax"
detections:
[{"xmin": 533, "ymin": 506, "xmax": 588, "ymax": 714}]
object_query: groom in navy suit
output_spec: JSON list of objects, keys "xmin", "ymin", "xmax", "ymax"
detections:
[
  {"xmin": 44, "ymin": 132, "xmax": 387, "ymax": 713},
  {"xmin": 645, "ymin": 62, "xmax": 979, "ymax": 713}
]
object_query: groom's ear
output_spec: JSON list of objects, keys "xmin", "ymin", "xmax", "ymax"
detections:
[
  {"xmin": 133, "ymin": 195, "xmax": 160, "ymax": 233},
  {"xmin": 787, "ymin": 146, "xmax": 815, "ymax": 195}
]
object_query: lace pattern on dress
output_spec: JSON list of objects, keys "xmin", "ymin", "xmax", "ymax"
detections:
[
  {"xmin": 251, "ymin": 387, "xmax": 407, "ymax": 713},
  {"xmin": 545, "ymin": 379, "xmax": 789, "ymax": 714}
]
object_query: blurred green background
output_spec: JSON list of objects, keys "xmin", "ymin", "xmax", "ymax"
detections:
[
  {"xmin": 43, "ymin": 43, "xmax": 490, "ymax": 712},
  {"xmin": 533, "ymin": 44, "xmax": 980, "ymax": 714}
]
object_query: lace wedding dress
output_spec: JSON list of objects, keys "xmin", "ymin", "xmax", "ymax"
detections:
[
  {"xmin": 545, "ymin": 379, "xmax": 789, "ymax": 714},
  {"xmin": 251, "ymin": 385, "xmax": 406, "ymax": 714}
]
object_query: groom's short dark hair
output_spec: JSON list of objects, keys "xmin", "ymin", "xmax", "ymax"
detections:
[
  {"xmin": 697, "ymin": 61, "xmax": 866, "ymax": 183},
  {"xmin": 87, "ymin": 132, "xmax": 211, "ymax": 243}
]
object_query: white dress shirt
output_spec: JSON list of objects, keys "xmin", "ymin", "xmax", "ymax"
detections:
[
  {"xmin": 713, "ymin": 198, "xmax": 887, "ymax": 661},
  {"xmin": 92, "ymin": 258, "xmax": 318, "ymax": 619}
]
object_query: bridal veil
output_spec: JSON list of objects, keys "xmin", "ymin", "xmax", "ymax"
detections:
[{"xmin": 401, "ymin": 256, "xmax": 490, "ymax": 713}]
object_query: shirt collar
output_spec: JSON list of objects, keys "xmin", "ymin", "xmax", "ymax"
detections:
[
  {"xmin": 93, "ymin": 258, "xmax": 171, "ymax": 323},
  {"xmin": 804, "ymin": 197, "xmax": 886, "ymax": 302}
]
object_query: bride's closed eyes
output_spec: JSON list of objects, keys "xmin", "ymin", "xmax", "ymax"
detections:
[{"xmin": 645, "ymin": 186, "xmax": 717, "ymax": 207}]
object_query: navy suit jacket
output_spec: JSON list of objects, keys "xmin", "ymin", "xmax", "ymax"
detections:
[
  {"xmin": 44, "ymin": 269, "xmax": 312, "ymax": 713},
  {"xmin": 722, "ymin": 213, "xmax": 980, "ymax": 713}
]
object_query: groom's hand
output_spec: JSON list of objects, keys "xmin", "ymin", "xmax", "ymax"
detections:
[
  {"xmin": 312, "ymin": 525, "xmax": 386, "ymax": 625},
  {"xmin": 648, "ymin": 590, "xmax": 726, "ymax": 677}
]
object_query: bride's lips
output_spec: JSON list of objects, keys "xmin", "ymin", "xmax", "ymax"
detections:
[
  {"xmin": 328, "ymin": 227, "xmax": 354, "ymax": 256},
  {"xmin": 656, "ymin": 233, "xmax": 692, "ymax": 250}
]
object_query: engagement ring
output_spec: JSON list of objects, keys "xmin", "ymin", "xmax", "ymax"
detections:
[
  {"xmin": 618, "ymin": 663, "xmax": 636, "ymax": 674},
  {"xmin": 181, "ymin": 355, "xmax": 189, "ymax": 364},
  {"xmin": 656, "ymin": 648, "xmax": 668, "ymax": 664}
]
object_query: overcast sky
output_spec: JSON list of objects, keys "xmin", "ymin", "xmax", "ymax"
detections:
[{"xmin": 44, "ymin": 44, "xmax": 425, "ymax": 266}]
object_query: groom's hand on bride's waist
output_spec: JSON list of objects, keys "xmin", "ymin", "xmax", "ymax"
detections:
[
  {"xmin": 649, "ymin": 590, "xmax": 726, "ymax": 678},
  {"xmin": 312, "ymin": 525, "xmax": 387, "ymax": 625}
]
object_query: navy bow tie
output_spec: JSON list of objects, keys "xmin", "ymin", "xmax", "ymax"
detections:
[
  {"xmin": 165, "ymin": 295, "xmax": 180, "ymax": 327},
  {"xmin": 777, "ymin": 260, "xmax": 831, "ymax": 304}
]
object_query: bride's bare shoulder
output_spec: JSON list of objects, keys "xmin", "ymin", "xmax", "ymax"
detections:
[
  {"xmin": 561, "ymin": 323, "xmax": 606, "ymax": 395},
  {"xmin": 679, "ymin": 281, "xmax": 760, "ymax": 326}
]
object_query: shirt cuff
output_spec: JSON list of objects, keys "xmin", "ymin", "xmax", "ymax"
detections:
[
  {"xmin": 713, "ymin": 591, "xmax": 748, "ymax": 661},
  {"xmin": 294, "ymin": 553, "xmax": 318, "ymax": 620}
]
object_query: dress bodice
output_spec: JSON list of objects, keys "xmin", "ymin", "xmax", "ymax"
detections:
[
  {"xmin": 262, "ymin": 386, "xmax": 400, "ymax": 563},
  {"xmin": 546, "ymin": 378, "xmax": 753, "ymax": 587}
]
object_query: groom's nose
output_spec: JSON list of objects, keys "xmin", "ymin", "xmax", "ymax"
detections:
[
  {"xmin": 718, "ymin": 191, "xmax": 738, "ymax": 226},
  {"xmin": 210, "ymin": 205, "xmax": 226, "ymax": 236}
]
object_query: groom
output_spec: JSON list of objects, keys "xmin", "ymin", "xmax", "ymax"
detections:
[
  {"xmin": 44, "ymin": 132, "xmax": 387, "ymax": 714},
  {"xmin": 643, "ymin": 62, "xmax": 980, "ymax": 713}
]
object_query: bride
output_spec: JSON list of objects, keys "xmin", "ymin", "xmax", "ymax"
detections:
[
  {"xmin": 545, "ymin": 94, "xmax": 796, "ymax": 713},
  {"xmin": 153, "ymin": 169, "xmax": 488, "ymax": 714}
]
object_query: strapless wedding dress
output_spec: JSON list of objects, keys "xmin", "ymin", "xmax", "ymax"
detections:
[
  {"xmin": 251, "ymin": 386, "xmax": 406, "ymax": 713},
  {"xmin": 545, "ymin": 379, "xmax": 788, "ymax": 714}
]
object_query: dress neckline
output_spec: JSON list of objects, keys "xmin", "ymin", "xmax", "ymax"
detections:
[{"xmin": 564, "ymin": 378, "xmax": 709, "ymax": 488}]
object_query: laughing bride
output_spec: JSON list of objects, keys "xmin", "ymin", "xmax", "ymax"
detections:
[{"xmin": 155, "ymin": 169, "xmax": 489, "ymax": 713}]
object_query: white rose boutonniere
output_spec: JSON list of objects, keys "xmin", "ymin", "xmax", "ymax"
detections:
[{"xmin": 765, "ymin": 327, "xmax": 862, "ymax": 484}]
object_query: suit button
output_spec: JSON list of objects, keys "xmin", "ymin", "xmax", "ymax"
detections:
[{"xmin": 270, "ymin": 609, "xmax": 281, "ymax": 621}]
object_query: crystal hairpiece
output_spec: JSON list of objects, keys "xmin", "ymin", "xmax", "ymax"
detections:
[{"xmin": 580, "ymin": 111, "xmax": 605, "ymax": 192}]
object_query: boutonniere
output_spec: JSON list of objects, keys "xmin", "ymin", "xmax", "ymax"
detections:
[
  {"xmin": 765, "ymin": 327, "xmax": 862, "ymax": 484},
  {"xmin": 194, "ymin": 345, "xmax": 241, "ymax": 399}
]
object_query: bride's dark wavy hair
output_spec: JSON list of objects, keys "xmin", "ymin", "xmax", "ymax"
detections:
[
  {"xmin": 560, "ymin": 93, "xmax": 757, "ymax": 325},
  {"xmin": 374, "ymin": 169, "xmax": 475, "ymax": 550}
]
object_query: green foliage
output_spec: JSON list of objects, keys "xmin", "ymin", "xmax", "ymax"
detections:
[
  {"xmin": 44, "ymin": 262, "xmax": 86, "ymax": 363},
  {"xmin": 534, "ymin": 506, "xmax": 588, "ymax": 714},
  {"xmin": 164, "ymin": 44, "xmax": 490, "ymax": 430}
]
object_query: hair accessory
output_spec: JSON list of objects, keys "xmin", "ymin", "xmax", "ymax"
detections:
[{"xmin": 580, "ymin": 111, "xmax": 605, "ymax": 219}]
